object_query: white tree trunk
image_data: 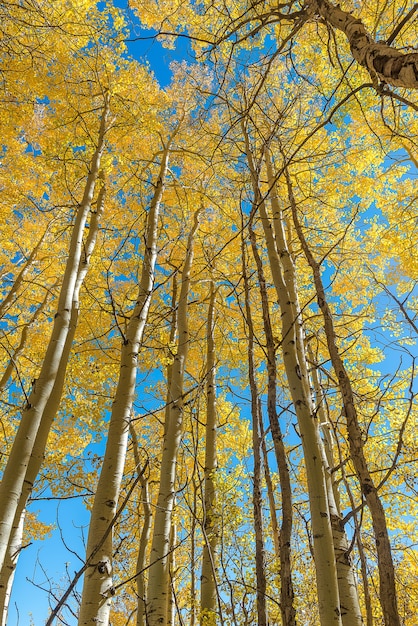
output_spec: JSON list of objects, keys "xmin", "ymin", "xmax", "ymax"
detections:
[
  {"xmin": 241, "ymin": 231, "xmax": 268, "ymax": 626},
  {"xmin": 250, "ymin": 224, "xmax": 296, "ymax": 626},
  {"xmin": 287, "ymin": 165, "xmax": 399, "ymax": 626},
  {"xmin": 310, "ymin": 356, "xmax": 364, "ymax": 626},
  {"xmin": 146, "ymin": 210, "xmax": 200, "ymax": 626},
  {"xmin": 0, "ymin": 176, "xmax": 107, "ymax": 625},
  {"xmin": 77, "ymin": 147, "xmax": 170, "ymax": 626},
  {"xmin": 129, "ymin": 424, "xmax": 152, "ymax": 626},
  {"xmin": 242, "ymin": 130, "xmax": 342, "ymax": 625},
  {"xmin": 0, "ymin": 95, "xmax": 110, "ymax": 573}
]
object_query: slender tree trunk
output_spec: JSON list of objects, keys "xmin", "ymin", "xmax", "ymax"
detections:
[
  {"xmin": 241, "ymin": 229, "xmax": 268, "ymax": 626},
  {"xmin": 259, "ymin": 417, "xmax": 281, "ymax": 560},
  {"xmin": 77, "ymin": 146, "xmax": 170, "ymax": 625},
  {"xmin": 130, "ymin": 424, "xmax": 152, "ymax": 626},
  {"xmin": 342, "ymin": 462, "xmax": 374, "ymax": 626},
  {"xmin": 242, "ymin": 125, "xmax": 341, "ymax": 624},
  {"xmin": 146, "ymin": 210, "xmax": 200, "ymax": 626},
  {"xmin": 0, "ymin": 95, "xmax": 110, "ymax": 574},
  {"xmin": 249, "ymin": 221, "xmax": 296, "ymax": 626},
  {"xmin": 167, "ymin": 517, "xmax": 177, "ymax": 626},
  {"xmin": 0, "ymin": 179, "xmax": 107, "ymax": 624},
  {"xmin": 287, "ymin": 166, "xmax": 400, "ymax": 626},
  {"xmin": 310, "ymin": 355, "xmax": 364, "ymax": 626},
  {"xmin": 190, "ymin": 481, "xmax": 197, "ymax": 626},
  {"xmin": 200, "ymin": 280, "xmax": 220, "ymax": 626}
]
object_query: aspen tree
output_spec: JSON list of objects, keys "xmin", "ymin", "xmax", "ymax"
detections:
[
  {"xmin": 241, "ymin": 225, "xmax": 268, "ymax": 626},
  {"xmin": 242, "ymin": 121, "xmax": 342, "ymax": 625},
  {"xmin": 310, "ymin": 353, "xmax": 364, "ymax": 626},
  {"xmin": 287, "ymin": 168, "xmax": 401, "ymax": 626},
  {"xmin": 249, "ymin": 221, "xmax": 296, "ymax": 626},
  {"xmin": 0, "ymin": 508, "xmax": 24, "ymax": 626},
  {"xmin": 200, "ymin": 279, "xmax": 220, "ymax": 625},
  {"xmin": 146, "ymin": 209, "xmax": 201, "ymax": 625},
  {"xmin": 0, "ymin": 177, "xmax": 106, "ymax": 625},
  {"xmin": 166, "ymin": 516, "xmax": 177, "ymax": 625},
  {"xmin": 0, "ymin": 94, "xmax": 110, "ymax": 574},
  {"xmin": 130, "ymin": 424, "xmax": 152, "ymax": 626},
  {"xmin": 267, "ymin": 152, "xmax": 366, "ymax": 624},
  {"xmin": 77, "ymin": 143, "xmax": 171, "ymax": 625}
]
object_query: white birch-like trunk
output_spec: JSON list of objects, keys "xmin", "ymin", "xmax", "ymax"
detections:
[
  {"xmin": 249, "ymin": 223, "xmax": 296, "ymax": 626},
  {"xmin": 200, "ymin": 280, "xmax": 219, "ymax": 626},
  {"xmin": 310, "ymin": 357, "xmax": 364, "ymax": 626},
  {"xmin": 146, "ymin": 210, "xmax": 201, "ymax": 626},
  {"xmin": 0, "ymin": 177, "xmax": 107, "ymax": 624},
  {"xmin": 166, "ymin": 517, "xmax": 177, "ymax": 626},
  {"xmin": 287, "ymin": 166, "xmax": 399, "ymax": 626},
  {"xmin": 242, "ymin": 129, "xmax": 342, "ymax": 625},
  {"xmin": 0, "ymin": 95, "xmax": 110, "ymax": 573},
  {"xmin": 77, "ymin": 147, "xmax": 170, "ymax": 626}
]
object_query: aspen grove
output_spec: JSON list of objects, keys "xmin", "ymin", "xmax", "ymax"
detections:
[{"xmin": 0, "ymin": 0, "xmax": 417, "ymax": 624}]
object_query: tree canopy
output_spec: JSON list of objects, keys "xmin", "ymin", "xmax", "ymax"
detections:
[{"xmin": 0, "ymin": 0, "xmax": 417, "ymax": 624}]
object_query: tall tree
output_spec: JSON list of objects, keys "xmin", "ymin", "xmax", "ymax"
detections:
[
  {"xmin": 0, "ymin": 92, "xmax": 110, "ymax": 574},
  {"xmin": 200, "ymin": 280, "xmax": 220, "ymax": 625},
  {"xmin": 146, "ymin": 210, "xmax": 201, "ymax": 625},
  {"xmin": 77, "ymin": 138, "xmax": 171, "ymax": 625}
]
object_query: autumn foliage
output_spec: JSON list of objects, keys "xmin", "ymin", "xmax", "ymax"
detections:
[{"xmin": 0, "ymin": 0, "xmax": 417, "ymax": 625}]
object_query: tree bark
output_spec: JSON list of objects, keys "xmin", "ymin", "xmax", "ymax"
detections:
[
  {"xmin": 0, "ymin": 508, "xmax": 24, "ymax": 626},
  {"xmin": 129, "ymin": 424, "xmax": 152, "ymax": 626},
  {"xmin": 249, "ymin": 221, "xmax": 296, "ymax": 626},
  {"xmin": 146, "ymin": 210, "xmax": 200, "ymax": 626},
  {"xmin": 310, "ymin": 0, "xmax": 418, "ymax": 89},
  {"xmin": 0, "ymin": 177, "xmax": 107, "ymax": 624},
  {"xmin": 310, "ymin": 354, "xmax": 364, "ymax": 626}
]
